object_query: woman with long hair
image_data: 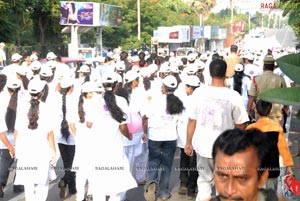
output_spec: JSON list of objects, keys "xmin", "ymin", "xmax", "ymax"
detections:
[
  {"xmin": 227, "ymin": 63, "xmax": 252, "ymax": 110},
  {"xmin": 143, "ymin": 75, "xmax": 185, "ymax": 201},
  {"xmin": 86, "ymin": 72, "xmax": 136, "ymax": 200},
  {"xmin": 54, "ymin": 77, "xmax": 78, "ymax": 198},
  {"xmin": 14, "ymin": 78, "xmax": 56, "ymax": 201},
  {"xmin": 0, "ymin": 76, "xmax": 19, "ymax": 198}
]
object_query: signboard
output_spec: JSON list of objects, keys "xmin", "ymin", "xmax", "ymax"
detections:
[
  {"xmin": 154, "ymin": 26, "xmax": 190, "ymax": 43},
  {"xmin": 204, "ymin": 26, "xmax": 219, "ymax": 39},
  {"xmin": 233, "ymin": 20, "xmax": 245, "ymax": 34},
  {"xmin": 59, "ymin": 1, "xmax": 122, "ymax": 27},
  {"xmin": 191, "ymin": 26, "xmax": 203, "ymax": 39},
  {"xmin": 100, "ymin": 4, "xmax": 122, "ymax": 27}
]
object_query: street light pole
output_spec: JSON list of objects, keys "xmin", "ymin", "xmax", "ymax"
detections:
[{"xmin": 137, "ymin": 0, "xmax": 141, "ymax": 41}]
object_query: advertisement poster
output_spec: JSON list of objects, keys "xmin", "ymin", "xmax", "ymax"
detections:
[
  {"xmin": 100, "ymin": 4, "xmax": 122, "ymax": 27},
  {"xmin": 60, "ymin": 1, "xmax": 94, "ymax": 26}
]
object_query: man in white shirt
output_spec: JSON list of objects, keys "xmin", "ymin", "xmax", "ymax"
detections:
[
  {"xmin": 0, "ymin": 43, "xmax": 6, "ymax": 67},
  {"xmin": 185, "ymin": 59, "xmax": 249, "ymax": 201}
]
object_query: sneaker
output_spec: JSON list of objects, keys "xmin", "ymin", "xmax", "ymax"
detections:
[
  {"xmin": 58, "ymin": 180, "xmax": 68, "ymax": 198},
  {"xmin": 178, "ymin": 186, "xmax": 187, "ymax": 195},
  {"xmin": 144, "ymin": 182, "xmax": 156, "ymax": 201}
]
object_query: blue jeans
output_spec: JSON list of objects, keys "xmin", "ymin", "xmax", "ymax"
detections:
[{"xmin": 146, "ymin": 139, "xmax": 177, "ymax": 198}]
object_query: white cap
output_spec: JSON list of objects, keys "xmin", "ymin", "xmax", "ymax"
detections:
[
  {"xmin": 159, "ymin": 63, "xmax": 171, "ymax": 73},
  {"xmin": 200, "ymin": 53, "xmax": 207, "ymax": 61},
  {"xmin": 116, "ymin": 73, "xmax": 123, "ymax": 83},
  {"xmin": 184, "ymin": 75, "xmax": 200, "ymax": 87},
  {"xmin": 148, "ymin": 64, "xmax": 158, "ymax": 74},
  {"xmin": 162, "ymin": 75, "xmax": 177, "ymax": 88},
  {"xmin": 102, "ymin": 72, "xmax": 117, "ymax": 84},
  {"xmin": 6, "ymin": 78, "xmax": 21, "ymax": 89},
  {"xmin": 124, "ymin": 70, "xmax": 139, "ymax": 83},
  {"xmin": 185, "ymin": 64, "xmax": 198, "ymax": 75},
  {"xmin": 234, "ymin": 63, "xmax": 244, "ymax": 72},
  {"xmin": 139, "ymin": 67, "xmax": 151, "ymax": 78},
  {"xmin": 187, "ymin": 53, "xmax": 196, "ymax": 61},
  {"xmin": 15, "ymin": 66, "xmax": 26, "ymax": 76},
  {"xmin": 60, "ymin": 77, "xmax": 74, "ymax": 88},
  {"xmin": 46, "ymin": 60, "xmax": 56, "ymax": 69},
  {"xmin": 77, "ymin": 65, "xmax": 90, "ymax": 73},
  {"xmin": 195, "ymin": 61, "xmax": 205, "ymax": 70},
  {"xmin": 246, "ymin": 53, "xmax": 255, "ymax": 61},
  {"xmin": 81, "ymin": 81, "xmax": 97, "ymax": 93},
  {"xmin": 11, "ymin": 53, "xmax": 22, "ymax": 62},
  {"xmin": 28, "ymin": 78, "xmax": 46, "ymax": 94},
  {"xmin": 30, "ymin": 61, "xmax": 42, "ymax": 71},
  {"xmin": 46, "ymin": 52, "xmax": 57, "ymax": 60},
  {"xmin": 115, "ymin": 61, "xmax": 126, "ymax": 71},
  {"xmin": 0, "ymin": 42, "xmax": 5, "ymax": 47},
  {"xmin": 170, "ymin": 63, "xmax": 179, "ymax": 73},
  {"xmin": 30, "ymin": 54, "xmax": 39, "ymax": 62},
  {"xmin": 40, "ymin": 65, "xmax": 53, "ymax": 77}
]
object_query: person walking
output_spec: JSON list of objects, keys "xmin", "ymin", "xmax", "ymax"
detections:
[
  {"xmin": 143, "ymin": 75, "xmax": 185, "ymax": 201},
  {"xmin": 14, "ymin": 78, "xmax": 56, "ymax": 201},
  {"xmin": 184, "ymin": 59, "xmax": 249, "ymax": 201}
]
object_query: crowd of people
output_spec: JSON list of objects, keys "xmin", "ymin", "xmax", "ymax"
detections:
[{"xmin": 0, "ymin": 44, "xmax": 297, "ymax": 201}]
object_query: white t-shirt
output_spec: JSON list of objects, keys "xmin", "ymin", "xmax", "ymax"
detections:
[
  {"xmin": 244, "ymin": 63, "xmax": 263, "ymax": 80},
  {"xmin": 226, "ymin": 75, "xmax": 252, "ymax": 109},
  {"xmin": 144, "ymin": 93, "xmax": 179, "ymax": 141},
  {"xmin": 189, "ymin": 85, "xmax": 249, "ymax": 158}
]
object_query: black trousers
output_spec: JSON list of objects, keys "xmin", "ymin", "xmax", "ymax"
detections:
[
  {"xmin": 179, "ymin": 148, "xmax": 198, "ymax": 194},
  {"xmin": 58, "ymin": 143, "xmax": 76, "ymax": 193}
]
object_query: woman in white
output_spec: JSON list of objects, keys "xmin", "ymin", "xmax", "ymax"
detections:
[
  {"xmin": 123, "ymin": 70, "xmax": 147, "ymax": 185},
  {"xmin": 73, "ymin": 81, "xmax": 97, "ymax": 201},
  {"xmin": 14, "ymin": 78, "xmax": 56, "ymax": 201},
  {"xmin": 86, "ymin": 72, "xmax": 137, "ymax": 200},
  {"xmin": 226, "ymin": 63, "xmax": 252, "ymax": 110},
  {"xmin": 143, "ymin": 75, "xmax": 185, "ymax": 201},
  {"xmin": 52, "ymin": 77, "xmax": 78, "ymax": 198}
]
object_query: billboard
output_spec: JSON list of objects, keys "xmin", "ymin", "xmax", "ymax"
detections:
[
  {"xmin": 154, "ymin": 26, "xmax": 190, "ymax": 43},
  {"xmin": 59, "ymin": 1, "xmax": 122, "ymax": 27},
  {"xmin": 100, "ymin": 4, "xmax": 122, "ymax": 27},
  {"xmin": 233, "ymin": 20, "xmax": 245, "ymax": 34},
  {"xmin": 60, "ymin": 2, "xmax": 95, "ymax": 26}
]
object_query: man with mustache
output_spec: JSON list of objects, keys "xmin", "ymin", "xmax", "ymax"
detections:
[{"xmin": 207, "ymin": 128, "xmax": 286, "ymax": 201}]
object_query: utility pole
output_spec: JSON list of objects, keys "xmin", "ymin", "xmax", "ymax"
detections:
[{"xmin": 137, "ymin": 0, "xmax": 141, "ymax": 41}]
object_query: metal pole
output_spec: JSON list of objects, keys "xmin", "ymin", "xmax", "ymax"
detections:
[
  {"xmin": 96, "ymin": 27, "xmax": 103, "ymax": 57},
  {"xmin": 137, "ymin": 0, "xmax": 141, "ymax": 41}
]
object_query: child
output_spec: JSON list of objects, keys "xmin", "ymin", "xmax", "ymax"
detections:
[{"xmin": 246, "ymin": 99, "xmax": 294, "ymax": 191}]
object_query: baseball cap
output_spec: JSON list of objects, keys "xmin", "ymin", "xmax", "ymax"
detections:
[
  {"xmin": 263, "ymin": 55, "xmax": 275, "ymax": 64},
  {"xmin": 234, "ymin": 63, "xmax": 244, "ymax": 72},
  {"xmin": 30, "ymin": 61, "xmax": 42, "ymax": 71},
  {"xmin": 159, "ymin": 63, "xmax": 171, "ymax": 73},
  {"xmin": 185, "ymin": 64, "xmax": 198, "ymax": 75},
  {"xmin": 162, "ymin": 75, "xmax": 177, "ymax": 88},
  {"xmin": 200, "ymin": 53, "xmax": 208, "ymax": 61},
  {"xmin": 124, "ymin": 70, "xmax": 139, "ymax": 83},
  {"xmin": 285, "ymin": 175, "xmax": 300, "ymax": 195},
  {"xmin": 102, "ymin": 72, "xmax": 117, "ymax": 84},
  {"xmin": 77, "ymin": 65, "xmax": 90, "ymax": 73},
  {"xmin": 11, "ymin": 53, "xmax": 22, "ymax": 62},
  {"xmin": 40, "ymin": 65, "xmax": 53, "ymax": 77},
  {"xmin": 0, "ymin": 42, "xmax": 5, "ymax": 47},
  {"xmin": 15, "ymin": 66, "xmax": 26, "ymax": 76},
  {"xmin": 170, "ymin": 63, "xmax": 179, "ymax": 73},
  {"xmin": 115, "ymin": 62, "xmax": 126, "ymax": 71},
  {"xmin": 60, "ymin": 77, "xmax": 74, "ymax": 88},
  {"xmin": 184, "ymin": 75, "xmax": 200, "ymax": 87},
  {"xmin": 28, "ymin": 78, "xmax": 46, "ymax": 94},
  {"xmin": 81, "ymin": 81, "xmax": 97, "ymax": 93},
  {"xmin": 195, "ymin": 61, "xmax": 205, "ymax": 70},
  {"xmin": 187, "ymin": 53, "xmax": 197, "ymax": 61},
  {"xmin": 30, "ymin": 54, "xmax": 39, "ymax": 62},
  {"xmin": 46, "ymin": 52, "xmax": 57, "ymax": 60},
  {"xmin": 246, "ymin": 53, "xmax": 255, "ymax": 61},
  {"xmin": 6, "ymin": 78, "xmax": 21, "ymax": 89}
]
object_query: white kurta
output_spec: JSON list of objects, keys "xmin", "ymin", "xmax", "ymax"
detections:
[
  {"xmin": 14, "ymin": 101, "xmax": 53, "ymax": 185},
  {"xmin": 86, "ymin": 95, "xmax": 137, "ymax": 195}
]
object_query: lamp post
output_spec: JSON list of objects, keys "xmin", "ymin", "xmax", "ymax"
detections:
[{"xmin": 137, "ymin": 0, "xmax": 141, "ymax": 41}]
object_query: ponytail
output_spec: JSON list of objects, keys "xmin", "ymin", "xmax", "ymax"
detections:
[
  {"xmin": 165, "ymin": 86, "xmax": 184, "ymax": 115},
  {"xmin": 103, "ymin": 82, "xmax": 127, "ymax": 123},
  {"xmin": 28, "ymin": 91, "xmax": 44, "ymax": 129}
]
